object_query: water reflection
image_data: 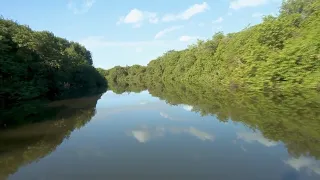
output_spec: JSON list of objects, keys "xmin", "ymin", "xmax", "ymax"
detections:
[
  {"xmin": 0, "ymin": 94, "xmax": 102, "ymax": 179},
  {"xmin": 285, "ymin": 156, "xmax": 320, "ymax": 176},
  {"xmin": 129, "ymin": 125, "xmax": 214, "ymax": 143},
  {"xmin": 1, "ymin": 83, "xmax": 320, "ymax": 179},
  {"xmin": 237, "ymin": 131, "xmax": 279, "ymax": 147},
  {"xmin": 133, "ymin": 82, "xmax": 320, "ymax": 160},
  {"xmin": 182, "ymin": 105, "xmax": 193, "ymax": 111}
]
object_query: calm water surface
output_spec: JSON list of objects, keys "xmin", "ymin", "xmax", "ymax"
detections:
[{"xmin": 1, "ymin": 90, "xmax": 319, "ymax": 180}]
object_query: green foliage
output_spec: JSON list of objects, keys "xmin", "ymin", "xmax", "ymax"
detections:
[
  {"xmin": 106, "ymin": 0, "xmax": 320, "ymax": 92},
  {"xmin": 0, "ymin": 18, "xmax": 107, "ymax": 123},
  {"xmin": 103, "ymin": 65, "xmax": 147, "ymax": 92}
]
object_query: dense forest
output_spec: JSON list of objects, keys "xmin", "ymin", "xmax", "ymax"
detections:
[
  {"xmin": 0, "ymin": 18, "xmax": 107, "ymax": 124},
  {"xmin": 104, "ymin": 0, "xmax": 320, "ymax": 92}
]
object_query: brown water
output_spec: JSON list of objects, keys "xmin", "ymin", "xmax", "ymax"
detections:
[{"xmin": 0, "ymin": 90, "xmax": 319, "ymax": 180}]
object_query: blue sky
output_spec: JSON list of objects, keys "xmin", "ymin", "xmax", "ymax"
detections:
[{"xmin": 1, "ymin": 0, "xmax": 282, "ymax": 69}]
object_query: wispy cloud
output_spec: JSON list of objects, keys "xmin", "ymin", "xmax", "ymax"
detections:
[
  {"xmin": 117, "ymin": 9, "xmax": 159, "ymax": 27},
  {"xmin": 187, "ymin": 127, "xmax": 215, "ymax": 141},
  {"xmin": 116, "ymin": 2, "xmax": 209, "ymax": 26},
  {"xmin": 212, "ymin": 17, "xmax": 224, "ymax": 24},
  {"xmin": 230, "ymin": 0, "xmax": 268, "ymax": 10},
  {"xmin": 67, "ymin": 0, "xmax": 95, "ymax": 14},
  {"xmin": 154, "ymin": 26, "xmax": 183, "ymax": 39},
  {"xmin": 162, "ymin": 2, "xmax": 209, "ymax": 22}
]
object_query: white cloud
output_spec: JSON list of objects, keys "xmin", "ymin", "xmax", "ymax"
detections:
[
  {"xmin": 123, "ymin": 9, "xmax": 144, "ymax": 23},
  {"xmin": 180, "ymin": 2, "xmax": 210, "ymax": 19},
  {"xmin": 285, "ymin": 156, "xmax": 320, "ymax": 175},
  {"xmin": 131, "ymin": 130, "xmax": 151, "ymax": 143},
  {"xmin": 129, "ymin": 126, "xmax": 165, "ymax": 143},
  {"xmin": 212, "ymin": 17, "xmax": 224, "ymax": 24},
  {"xmin": 179, "ymin": 36, "xmax": 200, "ymax": 42},
  {"xmin": 67, "ymin": 0, "xmax": 95, "ymax": 14},
  {"xmin": 230, "ymin": 0, "xmax": 268, "ymax": 10},
  {"xmin": 160, "ymin": 112, "xmax": 173, "ymax": 120},
  {"xmin": 182, "ymin": 105, "xmax": 193, "ymax": 111},
  {"xmin": 117, "ymin": 2, "xmax": 209, "ymax": 25},
  {"xmin": 154, "ymin": 26, "xmax": 183, "ymax": 39},
  {"xmin": 117, "ymin": 9, "xmax": 159, "ymax": 27},
  {"xmin": 162, "ymin": 2, "xmax": 209, "ymax": 22},
  {"xmin": 237, "ymin": 131, "xmax": 278, "ymax": 147},
  {"xmin": 252, "ymin": 12, "xmax": 264, "ymax": 18},
  {"xmin": 187, "ymin": 127, "xmax": 215, "ymax": 141}
]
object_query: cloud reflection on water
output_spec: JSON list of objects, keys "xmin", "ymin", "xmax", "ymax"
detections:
[
  {"xmin": 237, "ymin": 131, "xmax": 278, "ymax": 147},
  {"xmin": 285, "ymin": 156, "xmax": 320, "ymax": 176},
  {"xmin": 129, "ymin": 125, "xmax": 214, "ymax": 143}
]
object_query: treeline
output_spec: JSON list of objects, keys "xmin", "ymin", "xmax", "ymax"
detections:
[
  {"xmin": 104, "ymin": 0, "xmax": 320, "ymax": 92},
  {"xmin": 98, "ymin": 65, "xmax": 148, "ymax": 94},
  {"xmin": 0, "ymin": 18, "xmax": 107, "ymax": 113}
]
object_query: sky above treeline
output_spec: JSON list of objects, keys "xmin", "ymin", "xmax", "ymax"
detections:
[{"xmin": 1, "ymin": 0, "xmax": 282, "ymax": 69}]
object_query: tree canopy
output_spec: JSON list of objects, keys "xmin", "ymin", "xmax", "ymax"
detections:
[
  {"xmin": 0, "ymin": 18, "xmax": 107, "ymax": 113},
  {"xmin": 0, "ymin": 18, "xmax": 107, "ymax": 124},
  {"xmin": 104, "ymin": 0, "xmax": 320, "ymax": 93}
]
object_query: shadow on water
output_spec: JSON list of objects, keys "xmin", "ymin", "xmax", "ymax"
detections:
[
  {"xmin": 0, "ymin": 87, "xmax": 107, "ymax": 128},
  {"xmin": 0, "ymin": 94, "xmax": 102, "ymax": 179}
]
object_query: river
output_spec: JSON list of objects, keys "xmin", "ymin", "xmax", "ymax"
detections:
[{"xmin": 1, "ymin": 89, "xmax": 319, "ymax": 180}]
